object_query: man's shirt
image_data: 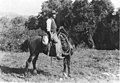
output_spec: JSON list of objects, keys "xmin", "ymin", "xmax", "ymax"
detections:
[
  {"xmin": 46, "ymin": 18, "xmax": 57, "ymax": 33},
  {"xmin": 46, "ymin": 18, "xmax": 52, "ymax": 32}
]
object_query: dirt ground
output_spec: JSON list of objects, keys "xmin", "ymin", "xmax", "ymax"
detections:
[{"xmin": 0, "ymin": 49, "xmax": 119, "ymax": 83}]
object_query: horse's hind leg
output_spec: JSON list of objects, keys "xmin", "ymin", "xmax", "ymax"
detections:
[
  {"xmin": 32, "ymin": 52, "xmax": 39, "ymax": 74},
  {"xmin": 25, "ymin": 54, "xmax": 35, "ymax": 74}
]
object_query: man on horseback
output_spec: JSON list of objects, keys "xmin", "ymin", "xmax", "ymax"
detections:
[{"xmin": 44, "ymin": 10, "xmax": 64, "ymax": 60}]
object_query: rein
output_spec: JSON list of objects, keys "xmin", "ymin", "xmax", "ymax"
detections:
[
  {"xmin": 50, "ymin": 26, "xmax": 72, "ymax": 65},
  {"xmin": 58, "ymin": 32, "xmax": 71, "ymax": 56}
]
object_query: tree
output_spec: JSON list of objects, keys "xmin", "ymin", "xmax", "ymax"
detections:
[
  {"xmin": 91, "ymin": 0, "xmax": 114, "ymax": 18},
  {"xmin": 41, "ymin": 0, "xmax": 73, "ymax": 29},
  {"xmin": 11, "ymin": 16, "xmax": 27, "ymax": 27},
  {"xmin": 108, "ymin": 9, "xmax": 120, "ymax": 49},
  {"xmin": 38, "ymin": 0, "xmax": 118, "ymax": 49},
  {"xmin": 72, "ymin": 0, "xmax": 96, "ymax": 30},
  {"xmin": 25, "ymin": 15, "xmax": 38, "ymax": 30},
  {"xmin": 0, "ymin": 17, "xmax": 10, "ymax": 28},
  {"xmin": 91, "ymin": 0, "xmax": 119, "ymax": 49}
]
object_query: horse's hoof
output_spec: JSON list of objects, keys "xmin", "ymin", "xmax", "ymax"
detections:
[
  {"xmin": 24, "ymin": 72, "xmax": 27, "ymax": 76},
  {"xmin": 63, "ymin": 73, "xmax": 68, "ymax": 78},
  {"xmin": 68, "ymin": 74, "xmax": 72, "ymax": 78},
  {"xmin": 33, "ymin": 70, "xmax": 37, "ymax": 75},
  {"xmin": 24, "ymin": 70, "xmax": 28, "ymax": 76},
  {"xmin": 60, "ymin": 78, "xmax": 63, "ymax": 81},
  {"xmin": 24, "ymin": 72, "xmax": 30, "ymax": 77}
]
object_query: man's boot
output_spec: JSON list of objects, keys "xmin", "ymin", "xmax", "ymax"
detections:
[{"xmin": 56, "ymin": 53, "xmax": 64, "ymax": 60}]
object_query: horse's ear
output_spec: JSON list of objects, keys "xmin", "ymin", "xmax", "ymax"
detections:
[
  {"xmin": 61, "ymin": 27, "xmax": 69, "ymax": 36},
  {"xmin": 57, "ymin": 26, "xmax": 63, "ymax": 35},
  {"xmin": 59, "ymin": 26, "xmax": 63, "ymax": 31},
  {"xmin": 60, "ymin": 26, "xmax": 64, "ymax": 29}
]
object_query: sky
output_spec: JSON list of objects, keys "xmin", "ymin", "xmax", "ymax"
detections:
[{"xmin": 0, "ymin": 0, "xmax": 120, "ymax": 16}]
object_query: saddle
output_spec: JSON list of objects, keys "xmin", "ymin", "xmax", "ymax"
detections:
[
  {"xmin": 50, "ymin": 32, "xmax": 71, "ymax": 56},
  {"xmin": 42, "ymin": 27, "xmax": 72, "ymax": 57},
  {"xmin": 42, "ymin": 34, "xmax": 57, "ymax": 45}
]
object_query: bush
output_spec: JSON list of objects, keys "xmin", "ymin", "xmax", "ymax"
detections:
[
  {"xmin": 0, "ymin": 15, "xmax": 47, "ymax": 52},
  {"xmin": 0, "ymin": 26, "xmax": 25, "ymax": 51},
  {"xmin": 0, "ymin": 23, "xmax": 45, "ymax": 52}
]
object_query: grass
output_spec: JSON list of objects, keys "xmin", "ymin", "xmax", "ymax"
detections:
[{"xmin": 0, "ymin": 49, "xmax": 119, "ymax": 82}]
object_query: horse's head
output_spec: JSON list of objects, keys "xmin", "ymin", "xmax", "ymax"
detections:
[{"xmin": 57, "ymin": 27, "xmax": 75, "ymax": 55}]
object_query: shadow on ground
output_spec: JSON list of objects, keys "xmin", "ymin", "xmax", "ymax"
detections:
[
  {"xmin": 0, "ymin": 65, "xmax": 25, "ymax": 74},
  {"xmin": 0, "ymin": 65, "xmax": 51, "ymax": 77}
]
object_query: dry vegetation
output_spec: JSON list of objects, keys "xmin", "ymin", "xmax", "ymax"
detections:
[{"xmin": 0, "ymin": 49, "xmax": 119, "ymax": 83}]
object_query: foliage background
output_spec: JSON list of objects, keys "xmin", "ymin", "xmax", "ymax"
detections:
[{"xmin": 0, "ymin": 0, "xmax": 119, "ymax": 51}]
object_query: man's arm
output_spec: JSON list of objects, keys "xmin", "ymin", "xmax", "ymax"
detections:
[
  {"xmin": 46, "ymin": 19, "xmax": 52, "ymax": 42},
  {"xmin": 46, "ymin": 19, "xmax": 52, "ymax": 32}
]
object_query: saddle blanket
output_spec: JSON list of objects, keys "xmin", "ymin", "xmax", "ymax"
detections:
[{"xmin": 42, "ymin": 35, "xmax": 49, "ymax": 45}]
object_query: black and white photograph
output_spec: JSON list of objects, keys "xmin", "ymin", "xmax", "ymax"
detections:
[{"xmin": 0, "ymin": 0, "xmax": 119, "ymax": 82}]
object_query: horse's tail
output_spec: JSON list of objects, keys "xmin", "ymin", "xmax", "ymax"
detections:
[{"xmin": 20, "ymin": 39, "xmax": 29, "ymax": 52}]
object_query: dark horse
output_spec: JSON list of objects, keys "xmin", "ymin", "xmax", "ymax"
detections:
[{"xmin": 21, "ymin": 27, "xmax": 74, "ymax": 77}]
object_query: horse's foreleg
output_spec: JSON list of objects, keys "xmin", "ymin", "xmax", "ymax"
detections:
[
  {"xmin": 67, "ymin": 55, "xmax": 71, "ymax": 77},
  {"xmin": 63, "ymin": 58, "xmax": 66, "ymax": 73},
  {"xmin": 63, "ymin": 57, "xmax": 68, "ymax": 78}
]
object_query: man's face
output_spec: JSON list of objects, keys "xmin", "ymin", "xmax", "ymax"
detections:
[
  {"xmin": 44, "ymin": 15, "xmax": 48, "ymax": 20},
  {"xmin": 53, "ymin": 14, "xmax": 56, "ymax": 19}
]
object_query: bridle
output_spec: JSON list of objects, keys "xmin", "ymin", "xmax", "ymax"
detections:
[{"xmin": 57, "ymin": 26, "xmax": 72, "ymax": 55}]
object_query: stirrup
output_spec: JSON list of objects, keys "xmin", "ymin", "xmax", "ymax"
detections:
[{"xmin": 47, "ymin": 42, "xmax": 51, "ymax": 56}]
